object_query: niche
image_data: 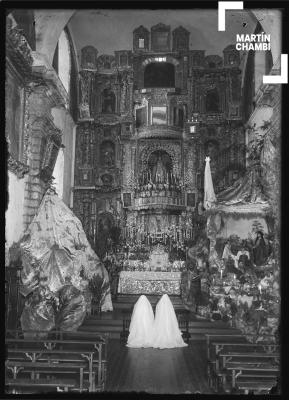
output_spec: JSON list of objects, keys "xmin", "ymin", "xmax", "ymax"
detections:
[{"xmin": 101, "ymin": 89, "xmax": 116, "ymax": 113}]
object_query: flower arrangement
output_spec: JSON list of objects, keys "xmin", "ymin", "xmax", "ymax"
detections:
[{"xmin": 88, "ymin": 274, "xmax": 110, "ymax": 311}]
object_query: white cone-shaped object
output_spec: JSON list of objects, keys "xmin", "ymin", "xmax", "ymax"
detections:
[
  {"xmin": 127, "ymin": 295, "xmax": 154, "ymax": 348},
  {"xmin": 204, "ymin": 156, "xmax": 217, "ymax": 209},
  {"xmin": 152, "ymin": 294, "xmax": 188, "ymax": 349}
]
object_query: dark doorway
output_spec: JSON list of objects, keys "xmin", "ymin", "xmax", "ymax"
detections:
[
  {"xmin": 205, "ymin": 89, "xmax": 219, "ymax": 113},
  {"xmin": 144, "ymin": 63, "xmax": 175, "ymax": 88}
]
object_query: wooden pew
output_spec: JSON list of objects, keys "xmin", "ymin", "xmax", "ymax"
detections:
[
  {"xmin": 6, "ymin": 333, "xmax": 108, "ymax": 392},
  {"xmin": 235, "ymin": 379, "xmax": 278, "ymax": 394},
  {"xmin": 7, "ymin": 348, "xmax": 107, "ymax": 391},
  {"xmin": 5, "ymin": 378, "xmax": 76, "ymax": 393},
  {"xmin": 211, "ymin": 343, "xmax": 279, "ymax": 372},
  {"xmin": 224, "ymin": 364, "xmax": 279, "ymax": 390},
  {"xmin": 5, "ymin": 360, "xmax": 86, "ymax": 392},
  {"xmin": 205, "ymin": 334, "xmax": 278, "ymax": 391},
  {"xmin": 219, "ymin": 351, "xmax": 279, "ymax": 370}
]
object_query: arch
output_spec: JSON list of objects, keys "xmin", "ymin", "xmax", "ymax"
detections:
[
  {"xmin": 34, "ymin": 10, "xmax": 76, "ymax": 64},
  {"xmin": 140, "ymin": 143, "xmax": 181, "ymax": 176},
  {"xmin": 144, "ymin": 63, "xmax": 175, "ymax": 88}
]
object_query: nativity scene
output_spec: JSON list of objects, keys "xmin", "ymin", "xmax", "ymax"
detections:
[{"xmin": 5, "ymin": 7, "xmax": 282, "ymax": 396}]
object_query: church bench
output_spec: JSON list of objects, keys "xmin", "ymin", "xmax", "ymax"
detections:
[
  {"xmin": 219, "ymin": 351, "xmax": 279, "ymax": 370},
  {"xmin": 211, "ymin": 345, "xmax": 279, "ymax": 372},
  {"xmin": 6, "ymin": 336, "xmax": 108, "ymax": 392},
  {"xmin": 235, "ymin": 379, "xmax": 278, "ymax": 394},
  {"xmin": 206, "ymin": 334, "xmax": 277, "ymax": 365},
  {"xmin": 206, "ymin": 337, "xmax": 279, "ymax": 390},
  {"xmin": 219, "ymin": 364, "xmax": 279, "ymax": 390},
  {"xmin": 7, "ymin": 348, "xmax": 107, "ymax": 391},
  {"xmin": 5, "ymin": 360, "xmax": 86, "ymax": 392},
  {"xmin": 5, "ymin": 377, "xmax": 77, "ymax": 393},
  {"xmin": 205, "ymin": 334, "xmax": 247, "ymax": 359}
]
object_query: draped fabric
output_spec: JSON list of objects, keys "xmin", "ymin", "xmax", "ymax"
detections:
[
  {"xmin": 20, "ymin": 189, "xmax": 112, "ymax": 313},
  {"xmin": 204, "ymin": 157, "xmax": 217, "ymax": 209},
  {"xmin": 217, "ymin": 168, "xmax": 267, "ymax": 205},
  {"xmin": 152, "ymin": 294, "xmax": 188, "ymax": 349},
  {"xmin": 127, "ymin": 295, "xmax": 155, "ymax": 348}
]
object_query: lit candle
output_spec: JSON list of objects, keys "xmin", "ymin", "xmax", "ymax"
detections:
[{"xmin": 258, "ymin": 284, "xmax": 262, "ymax": 294}]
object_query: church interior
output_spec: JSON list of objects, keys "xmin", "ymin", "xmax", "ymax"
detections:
[{"xmin": 5, "ymin": 8, "xmax": 282, "ymax": 395}]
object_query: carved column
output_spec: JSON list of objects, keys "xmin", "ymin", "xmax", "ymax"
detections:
[
  {"xmin": 79, "ymin": 70, "xmax": 96, "ymax": 119},
  {"xmin": 23, "ymin": 82, "xmax": 63, "ymax": 229}
]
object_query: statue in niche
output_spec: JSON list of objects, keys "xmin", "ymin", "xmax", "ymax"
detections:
[
  {"xmin": 100, "ymin": 141, "xmax": 115, "ymax": 167},
  {"xmin": 148, "ymin": 150, "xmax": 172, "ymax": 184},
  {"xmin": 102, "ymin": 89, "xmax": 116, "ymax": 113},
  {"xmin": 154, "ymin": 155, "xmax": 166, "ymax": 183}
]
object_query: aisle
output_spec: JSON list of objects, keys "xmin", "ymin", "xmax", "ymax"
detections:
[{"xmin": 105, "ymin": 340, "xmax": 212, "ymax": 394}]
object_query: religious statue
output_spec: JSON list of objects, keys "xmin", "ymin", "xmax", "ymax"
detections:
[
  {"xmin": 253, "ymin": 231, "xmax": 268, "ymax": 266},
  {"xmin": 153, "ymin": 155, "xmax": 167, "ymax": 183}
]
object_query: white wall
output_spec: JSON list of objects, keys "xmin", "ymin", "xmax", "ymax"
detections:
[
  {"xmin": 58, "ymin": 30, "xmax": 71, "ymax": 93},
  {"xmin": 6, "ymin": 171, "xmax": 26, "ymax": 246},
  {"xmin": 52, "ymin": 107, "xmax": 76, "ymax": 206},
  {"xmin": 53, "ymin": 148, "xmax": 65, "ymax": 199}
]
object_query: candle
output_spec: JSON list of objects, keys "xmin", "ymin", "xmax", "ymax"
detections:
[
  {"xmin": 221, "ymin": 270, "xmax": 223, "ymax": 279},
  {"xmin": 258, "ymin": 284, "xmax": 262, "ymax": 294}
]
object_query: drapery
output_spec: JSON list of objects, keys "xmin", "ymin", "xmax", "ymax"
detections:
[
  {"xmin": 20, "ymin": 189, "xmax": 113, "ymax": 318},
  {"xmin": 204, "ymin": 156, "xmax": 217, "ymax": 209}
]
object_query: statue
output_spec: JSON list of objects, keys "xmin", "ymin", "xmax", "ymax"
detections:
[
  {"xmin": 253, "ymin": 231, "xmax": 268, "ymax": 266},
  {"xmin": 153, "ymin": 155, "xmax": 167, "ymax": 183}
]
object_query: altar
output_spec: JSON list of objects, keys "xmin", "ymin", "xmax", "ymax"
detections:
[{"xmin": 117, "ymin": 271, "xmax": 182, "ymax": 295}]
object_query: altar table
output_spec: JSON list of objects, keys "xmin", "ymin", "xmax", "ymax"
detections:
[{"xmin": 117, "ymin": 271, "xmax": 182, "ymax": 295}]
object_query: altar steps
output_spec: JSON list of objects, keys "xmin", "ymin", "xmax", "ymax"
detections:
[
  {"xmin": 79, "ymin": 310, "xmax": 241, "ymax": 340},
  {"xmin": 112, "ymin": 294, "xmax": 184, "ymax": 310}
]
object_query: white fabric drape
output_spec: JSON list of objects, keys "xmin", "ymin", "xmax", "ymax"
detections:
[
  {"xmin": 204, "ymin": 156, "xmax": 217, "ymax": 209},
  {"xmin": 152, "ymin": 294, "xmax": 188, "ymax": 349},
  {"xmin": 127, "ymin": 295, "xmax": 155, "ymax": 348}
]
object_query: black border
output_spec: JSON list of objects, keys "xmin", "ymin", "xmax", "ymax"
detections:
[{"xmin": 1, "ymin": 1, "xmax": 289, "ymax": 400}]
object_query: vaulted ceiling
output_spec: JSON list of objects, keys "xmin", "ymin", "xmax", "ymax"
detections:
[{"xmin": 32, "ymin": 8, "xmax": 281, "ymax": 67}]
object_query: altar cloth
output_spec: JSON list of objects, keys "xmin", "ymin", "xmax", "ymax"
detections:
[{"xmin": 118, "ymin": 271, "xmax": 182, "ymax": 295}]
